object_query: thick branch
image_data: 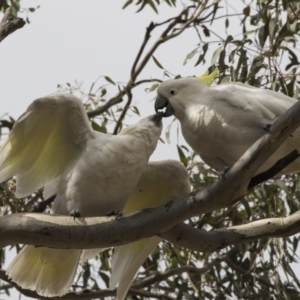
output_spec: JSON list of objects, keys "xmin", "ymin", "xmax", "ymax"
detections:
[
  {"xmin": 0, "ymin": 8, "xmax": 25, "ymax": 43},
  {"xmin": 160, "ymin": 210, "xmax": 300, "ymax": 252},
  {"xmin": 1, "ymin": 98, "xmax": 300, "ymax": 250}
]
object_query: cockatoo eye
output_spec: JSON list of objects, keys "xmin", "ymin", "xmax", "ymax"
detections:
[{"xmin": 170, "ymin": 88, "xmax": 178, "ymax": 96}]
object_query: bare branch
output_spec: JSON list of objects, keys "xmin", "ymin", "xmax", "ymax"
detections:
[
  {"xmin": 224, "ymin": 256, "xmax": 276, "ymax": 289},
  {"xmin": 86, "ymin": 91, "xmax": 125, "ymax": 118},
  {"xmin": 133, "ymin": 259, "xmax": 224, "ymax": 290},
  {"xmin": 30, "ymin": 195, "xmax": 55, "ymax": 213},
  {"xmin": 0, "ymin": 8, "xmax": 25, "ymax": 43},
  {"xmin": 161, "ymin": 210, "xmax": 300, "ymax": 252},
  {"xmin": 86, "ymin": 79, "xmax": 161, "ymax": 119},
  {"xmin": 113, "ymin": 89, "xmax": 132, "ymax": 134}
]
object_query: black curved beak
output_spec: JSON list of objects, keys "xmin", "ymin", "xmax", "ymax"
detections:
[
  {"xmin": 149, "ymin": 113, "xmax": 163, "ymax": 127},
  {"xmin": 154, "ymin": 96, "xmax": 175, "ymax": 117}
]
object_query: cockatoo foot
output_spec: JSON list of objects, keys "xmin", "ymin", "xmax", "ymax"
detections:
[
  {"xmin": 220, "ymin": 166, "xmax": 231, "ymax": 177},
  {"xmin": 263, "ymin": 123, "xmax": 272, "ymax": 132},
  {"xmin": 107, "ymin": 210, "xmax": 123, "ymax": 219},
  {"xmin": 69, "ymin": 209, "xmax": 81, "ymax": 220}
]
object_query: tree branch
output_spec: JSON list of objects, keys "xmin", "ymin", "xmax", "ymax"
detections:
[
  {"xmin": 161, "ymin": 210, "xmax": 300, "ymax": 252},
  {"xmin": 87, "ymin": 3, "xmax": 213, "ymax": 124},
  {"xmin": 0, "ymin": 8, "xmax": 25, "ymax": 43},
  {"xmin": 132, "ymin": 257, "xmax": 225, "ymax": 290},
  {"xmin": 113, "ymin": 88, "xmax": 132, "ymax": 134},
  {"xmin": 30, "ymin": 195, "xmax": 56, "ymax": 213},
  {"xmin": 1, "ymin": 97, "xmax": 300, "ymax": 251}
]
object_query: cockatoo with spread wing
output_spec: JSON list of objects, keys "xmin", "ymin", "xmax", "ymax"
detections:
[
  {"xmin": 0, "ymin": 93, "xmax": 163, "ymax": 297},
  {"xmin": 155, "ymin": 72, "xmax": 300, "ymax": 175},
  {"xmin": 109, "ymin": 159, "xmax": 191, "ymax": 300}
]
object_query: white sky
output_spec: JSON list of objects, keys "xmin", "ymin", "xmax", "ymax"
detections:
[
  {"xmin": 0, "ymin": 0, "xmax": 208, "ymax": 161},
  {"xmin": 1, "ymin": 1, "xmax": 299, "ymax": 299}
]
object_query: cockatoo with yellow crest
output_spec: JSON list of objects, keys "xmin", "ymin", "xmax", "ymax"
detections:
[
  {"xmin": 109, "ymin": 159, "xmax": 191, "ymax": 300},
  {"xmin": 155, "ymin": 69, "xmax": 300, "ymax": 175},
  {"xmin": 0, "ymin": 93, "xmax": 164, "ymax": 297}
]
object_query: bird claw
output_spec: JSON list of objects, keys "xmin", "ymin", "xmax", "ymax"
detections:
[
  {"xmin": 107, "ymin": 210, "xmax": 123, "ymax": 219},
  {"xmin": 263, "ymin": 123, "xmax": 272, "ymax": 132},
  {"xmin": 220, "ymin": 166, "xmax": 231, "ymax": 177},
  {"xmin": 69, "ymin": 209, "xmax": 81, "ymax": 220}
]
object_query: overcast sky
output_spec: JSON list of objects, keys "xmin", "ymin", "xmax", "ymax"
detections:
[
  {"xmin": 1, "ymin": 1, "xmax": 299, "ymax": 299},
  {"xmin": 0, "ymin": 0, "xmax": 211, "ymax": 161}
]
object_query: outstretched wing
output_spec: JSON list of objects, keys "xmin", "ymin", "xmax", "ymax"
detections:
[
  {"xmin": 0, "ymin": 93, "xmax": 95, "ymax": 198},
  {"xmin": 110, "ymin": 160, "xmax": 191, "ymax": 300}
]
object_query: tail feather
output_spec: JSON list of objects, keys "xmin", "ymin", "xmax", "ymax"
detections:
[
  {"xmin": 6, "ymin": 245, "xmax": 81, "ymax": 297},
  {"xmin": 110, "ymin": 237, "xmax": 161, "ymax": 300}
]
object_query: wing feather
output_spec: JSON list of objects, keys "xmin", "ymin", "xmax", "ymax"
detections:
[
  {"xmin": 110, "ymin": 160, "xmax": 191, "ymax": 300},
  {"xmin": 0, "ymin": 93, "xmax": 95, "ymax": 197},
  {"xmin": 211, "ymin": 82, "xmax": 297, "ymax": 124}
]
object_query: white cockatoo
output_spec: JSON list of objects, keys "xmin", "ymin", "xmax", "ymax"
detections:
[
  {"xmin": 0, "ymin": 93, "xmax": 163, "ymax": 297},
  {"xmin": 109, "ymin": 159, "xmax": 191, "ymax": 300},
  {"xmin": 155, "ymin": 73, "xmax": 300, "ymax": 175}
]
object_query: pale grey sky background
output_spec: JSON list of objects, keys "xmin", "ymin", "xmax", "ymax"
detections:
[{"xmin": 1, "ymin": 1, "xmax": 299, "ymax": 299}]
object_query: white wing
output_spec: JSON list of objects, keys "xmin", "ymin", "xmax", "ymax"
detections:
[
  {"xmin": 110, "ymin": 160, "xmax": 191, "ymax": 300},
  {"xmin": 0, "ymin": 93, "xmax": 95, "ymax": 198},
  {"xmin": 210, "ymin": 82, "xmax": 297, "ymax": 124},
  {"xmin": 6, "ymin": 245, "xmax": 81, "ymax": 297},
  {"xmin": 160, "ymin": 78, "xmax": 300, "ymax": 173}
]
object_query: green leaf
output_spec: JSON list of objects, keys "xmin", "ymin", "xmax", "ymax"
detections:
[
  {"xmin": 177, "ymin": 145, "xmax": 188, "ymax": 167},
  {"xmin": 91, "ymin": 121, "xmax": 106, "ymax": 133},
  {"xmin": 240, "ymin": 199, "xmax": 252, "ymax": 220},
  {"xmin": 104, "ymin": 76, "xmax": 115, "ymax": 85},
  {"xmin": 211, "ymin": 46, "xmax": 223, "ymax": 65},
  {"xmin": 122, "ymin": 0, "xmax": 133, "ymax": 9},
  {"xmin": 145, "ymin": 82, "xmax": 159, "ymax": 92},
  {"xmin": 152, "ymin": 55, "xmax": 164, "ymax": 69},
  {"xmin": 183, "ymin": 47, "xmax": 199, "ymax": 65},
  {"xmin": 165, "ymin": 117, "xmax": 176, "ymax": 144},
  {"xmin": 225, "ymin": 18, "xmax": 229, "ymax": 29},
  {"xmin": 202, "ymin": 25, "xmax": 210, "ymax": 37},
  {"xmin": 195, "ymin": 43, "xmax": 208, "ymax": 66},
  {"xmin": 132, "ymin": 106, "xmax": 140, "ymax": 116},
  {"xmin": 243, "ymin": 6, "xmax": 250, "ymax": 16},
  {"xmin": 147, "ymin": 0, "xmax": 158, "ymax": 14},
  {"xmin": 268, "ymin": 19, "xmax": 277, "ymax": 46}
]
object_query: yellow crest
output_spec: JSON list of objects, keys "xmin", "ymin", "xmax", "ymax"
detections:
[{"xmin": 196, "ymin": 68, "xmax": 218, "ymax": 86}]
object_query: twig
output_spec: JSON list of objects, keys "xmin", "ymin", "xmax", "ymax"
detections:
[
  {"xmin": 86, "ymin": 79, "xmax": 161, "ymax": 119},
  {"xmin": 135, "ymin": 78, "xmax": 162, "ymax": 85},
  {"xmin": 130, "ymin": 21, "xmax": 156, "ymax": 80},
  {"xmin": 0, "ymin": 283, "xmax": 13, "ymax": 290},
  {"xmin": 0, "ymin": 8, "xmax": 25, "ymax": 43},
  {"xmin": 224, "ymin": 256, "xmax": 276, "ymax": 289},
  {"xmin": 30, "ymin": 195, "xmax": 56, "ymax": 213},
  {"xmin": 87, "ymin": 90, "xmax": 126, "ymax": 118},
  {"xmin": 113, "ymin": 88, "xmax": 132, "ymax": 134}
]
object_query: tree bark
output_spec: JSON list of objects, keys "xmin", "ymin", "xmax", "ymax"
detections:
[{"xmin": 0, "ymin": 7, "xmax": 25, "ymax": 43}]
